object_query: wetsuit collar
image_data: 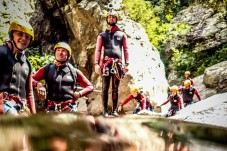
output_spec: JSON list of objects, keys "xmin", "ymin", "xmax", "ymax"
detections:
[{"xmin": 106, "ymin": 25, "xmax": 120, "ymax": 33}]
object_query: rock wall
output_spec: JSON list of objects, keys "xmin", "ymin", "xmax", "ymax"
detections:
[
  {"xmin": 165, "ymin": 4, "xmax": 227, "ymax": 84},
  {"xmin": 169, "ymin": 5, "xmax": 227, "ymax": 53},
  {"xmin": 193, "ymin": 61, "xmax": 227, "ymax": 101}
]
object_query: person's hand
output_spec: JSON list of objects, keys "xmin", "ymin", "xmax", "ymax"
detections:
[
  {"xmin": 36, "ymin": 82, "xmax": 46, "ymax": 101},
  {"xmin": 123, "ymin": 65, "xmax": 128, "ymax": 74},
  {"xmin": 118, "ymin": 106, "xmax": 122, "ymax": 112},
  {"xmin": 73, "ymin": 92, "xmax": 81, "ymax": 101},
  {"xmin": 94, "ymin": 64, "xmax": 101, "ymax": 75}
]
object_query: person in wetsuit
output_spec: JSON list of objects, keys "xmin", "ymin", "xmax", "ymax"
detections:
[
  {"xmin": 159, "ymin": 85, "xmax": 183, "ymax": 117},
  {"xmin": 118, "ymin": 87, "xmax": 153, "ymax": 114},
  {"xmin": 94, "ymin": 10, "xmax": 129, "ymax": 117},
  {"xmin": 179, "ymin": 80, "xmax": 201, "ymax": 107},
  {"xmin": 0, "ymin": 20, "xmax": 36, "ymax": 115},
  {"xmin": 32, "ymin": 42, "xmax": 93, "ymax": 113},
  {"xmin": 182, "ymin": 71, "xmax": 194, "ymax": 87}
]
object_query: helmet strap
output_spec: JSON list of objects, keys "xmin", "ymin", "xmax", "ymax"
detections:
[
  {"xmin": 12, "ymin": 39, "xmax": 24, "ymax": 52},
  {"xmin": 55, "ymin": 58, "xmax": 67, "ymax": 64},
  {"xmin": 11, "ymin": 33, "xmax": 31, "ymax": 52},
  {"xmin": 55, "ymin": 52, "xmax": 68, "ymax": 64}
]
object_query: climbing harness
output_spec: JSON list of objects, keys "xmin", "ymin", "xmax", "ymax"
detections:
[
  {"xmin": 46, "ymin": 100, "xmax": 79, "ymax": 113},
  {"xmin": 2, "ymin": 92, "xmax": 30, "ymax": 114},
  {"xmin": 101, "ymin": 56, "xmax": 124, "ymax": 80}
]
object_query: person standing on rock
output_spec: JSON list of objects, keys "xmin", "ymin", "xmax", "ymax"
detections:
[
  {"xmin": 159, "ymin": 85, "xmax": 183, "ymax": 117},
  {"xmin": 182, "ymin": 71, "xmax": 194, "ymax": 86},
  {"xmin": 179, "ymin": 80, "xmax": 201, "ymax": 107},
  {"xmin": 118, "ymin": 87, "xmax": 153, "ymax": 114},
  {"xmin": 0, "ymin": 20, "xmax": 36, "ymax": 115},
  {"xmin": 94, "ymin": 9, "xmax": 129, "ymax": 117},
  {"xmin": 32, "ymin": 42, "xmax": 93, "ymax": 113}
]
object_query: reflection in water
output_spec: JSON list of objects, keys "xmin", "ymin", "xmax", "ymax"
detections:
[
  {"xmin": 143, "ymin": 118, "xmax": 227, "ymax": 151},
  {"xmin": 0, "ymin": 114, "xmax": 227, "ymax": 151}
]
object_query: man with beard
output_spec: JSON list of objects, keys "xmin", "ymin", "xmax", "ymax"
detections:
[{"xmin": 94, "ymin": 9, "xmax": 129, "ymax": 117}]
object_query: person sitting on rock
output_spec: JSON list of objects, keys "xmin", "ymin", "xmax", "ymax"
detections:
[
  {"xmin": 159, "ymin": 85, "xmax": 183, "ymax": 117},
  {"xmin": 118, "ymin": 87, "xmax": 153, "ymax": 114},
  {"xmin": 182, "ymin": 71, "xmax": 194, "ymax": 86},
  {"xmin": 179, "ymin": 80, "xmax": 201, "ymax": 107}
]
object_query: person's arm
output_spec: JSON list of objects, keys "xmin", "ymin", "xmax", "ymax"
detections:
[
  {"xmin": 140, "ymin": 94, "xmax": 147, "ymax": 110},
  {"xmin": 32, "ymin": 67, "xmax": 47, "ymax": 101},
  {"xmin": 32, "ymin": 67, "xmax": 45, "ymax": 87},
  {"xmin": 178, "ymin": 97, "xmax": 183, "ymax": 109},
  {"xmin": 94, "ymin": 35, "xmax": 103, "ymax": 65},
  {"xmin": 75, "ymin": 70, "xmax": 93, "ymax": 97},
  {"xmin": 194, "ymin": 89, "xmax": 201, "ymax": 101},
  {"xmin": 160, "ymin": 98, "xmax": 170, "ymax": 106},
  {"xmin": 191, "ymin": 79, "xmax": 195, "ymax": 86},
  {"xmin": 94, "ymin": 35, "xmax": 103, "ymax": 74},
  {"xmin": 122, "ymin": 34, "xmax": 129, "ymax": 65},
  {"xmin": 120, "ymin": 95, "xmax": 133, "ymax": 107},
  {"xmin": 26, "ymin": 74, "xmax": 36, "ymax": 114}
]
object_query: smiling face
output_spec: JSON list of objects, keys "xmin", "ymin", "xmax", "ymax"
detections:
[
  {"xmin": 55, "ymin": 47, "xmax": 69, "ymax": 62},
  {"xmin": 12, "ymin": 31, "xmax": 31, "ymax": 51}
]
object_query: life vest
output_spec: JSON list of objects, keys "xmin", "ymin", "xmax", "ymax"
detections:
[
  {"xmin": 100, "ymin": 29, "xmax": 124, "ymax": 59},
  {"xmin": 0, "ymin": 44, "xmax": 32, "ymax": 99},
  {"xmin": 181, "ymin": 87, "xmax": 195, "ymax": 103},
  {"xmin": 44, "ymin": 63, "xmax": 77, "ymax": 102},
  {"xmin": 169, "ymin": 94, "xmax": 181, "ymax": 110}
]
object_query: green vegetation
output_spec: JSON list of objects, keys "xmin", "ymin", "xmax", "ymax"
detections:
[
  {"xmin": 25, "ymin": 47, "xmax": 55, "ymax": 72},
  {"xmin": 122, "ymin": 0, "xmax": 227, "ymax": 78},
  {"xmin": 123, "ymin": 0, "xmax": 191, "ymax": 47},
  {"xmin": 170, "ymin": 44, "xmax": 227, "ymax": 77}
]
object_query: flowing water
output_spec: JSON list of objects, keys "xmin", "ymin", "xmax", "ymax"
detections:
[{"xmin": 0, "ymin": 113, "xmax": 226, "ymax": 151}]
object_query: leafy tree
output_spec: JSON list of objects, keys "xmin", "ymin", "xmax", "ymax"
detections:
[{"xmin": 25, "ymin": 47, "xmax": 55, "ymax": 72}]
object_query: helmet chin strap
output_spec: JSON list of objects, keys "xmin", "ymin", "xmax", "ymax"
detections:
[
  {"xmin": 12, "ymin": 39, "xmax": 24, "ymax": 52},
  {"xmin": 55, "ymin": 58, "xmax": 67, "ymax": 64}
]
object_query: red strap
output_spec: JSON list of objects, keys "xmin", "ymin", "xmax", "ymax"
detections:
[{"xmin": 0, "ymin": 92, "xmax": 3, "ymax": 114}]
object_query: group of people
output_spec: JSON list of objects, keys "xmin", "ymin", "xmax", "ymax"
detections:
[
  {"xmin": 0, "ymin": 8, "xmax": 129, "ymax": 117},
  {"xmin": 0, "ymin": 8, "xmax": 201, "ymax": 118},
  {"xmin": 158, "ymin": 71, "xmax": 201, "ymax": 117},
  {"xmin": 0, "ymin": 19, "xmax": 94, "ymax": 115},
  {"xmin": 116, "ymin": 71, "xmax": 201, "ymax": 117}
]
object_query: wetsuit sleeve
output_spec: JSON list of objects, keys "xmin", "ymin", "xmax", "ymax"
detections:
[
  {"xmin": 76, "ymin": 70, "xmax": 93, "ymax": 96},
  {"xmin": 27, "ymin": 74, "xmax": 36, "ymax": 114},
  {"xmin": 194, "ymin": 89, "xmax": 201, "ymax": 101},
  {"xmin": 94, "ymin": 35, "xmax": 103, "ymax": 64},
  {"xmin": 191, "ymin": 79, "xmax": 195, "ymax": 86},
  {"xmin": 140, "ymin": 94, "xmax": 147, "ymax": 110},
  {"xmin": 32, "ymin": 67, "xmax": 45, "ymax": 87},
  {"xmin": 161, "ymin": 98, "xmax": 170, "ymax": 106},
  {"xmin": 120, "ymin": 95, "xmax": 133, "ymax": 107},
  {"xmin": 178, "ymin": 87, "xmax": 182, "ymax": 92},
  {"xmin": 122, "ymin": 35, "xmax": 129, "ymax": 64},
  {"xmin": 178, "ymin": 97, "xmax": 183, "ymax": 109}
]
